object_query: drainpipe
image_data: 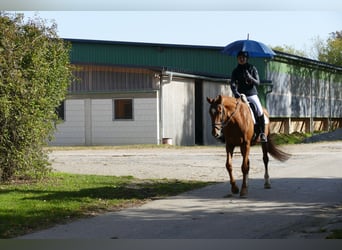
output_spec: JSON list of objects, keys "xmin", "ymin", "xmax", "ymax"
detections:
[
  {"xmin": 158, "ymin": 70, "xmax": 173, "ymax": 144},
  {"xmin": 158, "ymin": 74, "xmax": 163, "ymax": 145}
]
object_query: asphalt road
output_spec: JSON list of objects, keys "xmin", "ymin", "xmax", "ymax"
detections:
[{"xmin": 20, "ymin": 141, "xmax": 342, "ymax": 239}]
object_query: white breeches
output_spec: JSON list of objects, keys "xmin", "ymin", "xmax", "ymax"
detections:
[{"xmin": 247, "ymin": 95, "xmax": 264, "ymax": 117}]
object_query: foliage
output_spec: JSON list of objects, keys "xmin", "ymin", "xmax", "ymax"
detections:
[
  {"xmin": 317, "ymin": 31, "xmax": 342, "ymax": 66},
  {"xmin": 0, "ymin": 13, "xmax": 73, "ymax": 182},
  {"xmin": 270, "ymin": 132, "xmax": 315, "ymax": 145},
  {"xmin": 273, "ymin": 31, "xmax": 342, "ymax": 66},
  {"xmin": 272, "ymin": 45, "xmax": 307, "ymax": 57},
  {"xmin": 326, "ymin": 229, "xmax": 342, "ymax": 239},
  {"xmin": 0, "ymin": 173, "xmax": 213, "ymax": 238}
]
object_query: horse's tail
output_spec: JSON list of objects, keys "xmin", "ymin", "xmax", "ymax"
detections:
[{"xmin": 267, "ymin": 136, "xmax": 291, "ymax": 162}]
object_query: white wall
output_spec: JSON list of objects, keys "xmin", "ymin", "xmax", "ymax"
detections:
[
  {"xmin": 202, "ymin": 81, "xmax": 231, "ymax": 145},
  {"xmin": 50, "ymin": 79, "xmax": 231, "ymax": 146},
  {"xmin": 92, "ymin": 98, "xmax": 158, "ymax": 145},
  {"xmin": 50, "ymin": 97, "xmax": 158, "ymax": 146},
  {"xmin": 50, "ymin": 99, "xmax": 85, "ymax": 145},
  {"xmin": 162, "ymin": 78, "xmax": 195, "ymax": 145}
]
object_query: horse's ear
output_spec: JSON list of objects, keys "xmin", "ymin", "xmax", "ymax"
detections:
[
  {"xmin": 206, "ymin": 97, "xmax": 213, "ymax": 104},
  {"xmin": 217, "ymin": 94, "xmax": 222, "ymax": 103}
]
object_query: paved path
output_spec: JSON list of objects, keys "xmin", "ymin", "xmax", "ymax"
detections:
[{"xmin": 20, "ymin": 141, "xmax": 342, "ymax": 239}]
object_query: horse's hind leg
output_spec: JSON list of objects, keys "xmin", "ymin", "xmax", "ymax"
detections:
[
  {"xmin": 225, "ymin": 145, "xmax": 239, "ymax": 195},
  {"xmin": 262, "ymin": 142, "xmax": 271, "ymax": 189}
]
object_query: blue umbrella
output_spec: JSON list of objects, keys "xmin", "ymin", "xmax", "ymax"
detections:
[{"xmin": 222, "ymin": 39, "xmax": 276, "ymax": 58}]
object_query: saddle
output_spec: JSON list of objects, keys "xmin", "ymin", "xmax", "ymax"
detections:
[{"xmin": 240, "ymin": 94, "xmax": 267, "ymax": 142}]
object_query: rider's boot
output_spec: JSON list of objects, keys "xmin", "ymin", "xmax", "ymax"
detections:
[{"xmin": 258, "ymin": 114, "xmax": 267, "ymax": 143}]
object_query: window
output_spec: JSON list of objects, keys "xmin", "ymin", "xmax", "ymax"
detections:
[
  {"xmin": 113, "ymin": 99, "xmax": 133, "ymax": 120},
  {"xmin": 56, "ymin": 101, "xmax": 65, "ymax": 121}
]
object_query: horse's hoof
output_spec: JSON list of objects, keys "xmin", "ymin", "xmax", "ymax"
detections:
[
  {"xmin": 264, "ymin": 183, "xmax": 271, "ymax": 189},
  {"xmin": 240, "ymin": 188, "xmax": 248, "ymax": 198},
  {"xmin": 239, "ymin": 193, "xmax": 248, "ymax": 198},
  {"xmin": 231, "ymin": 186, "xmax": 239, "ymax": 194}
]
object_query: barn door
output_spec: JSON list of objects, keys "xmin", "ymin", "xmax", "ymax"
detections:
[{"xmin": 195, "ymin": 79, "xmax": 203, "ymax": 145}]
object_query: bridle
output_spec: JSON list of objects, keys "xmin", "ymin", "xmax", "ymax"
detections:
[{"xmin": 212, "ymin": 99, "xmax": 240, "ymax": 134}]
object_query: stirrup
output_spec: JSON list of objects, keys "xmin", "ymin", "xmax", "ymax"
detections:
[{"xmin": 260, "ymin": 133, "xmax": 267, "ymax": 142}]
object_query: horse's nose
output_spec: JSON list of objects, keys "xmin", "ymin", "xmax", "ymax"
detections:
[{"xmin": 212, "ymin": 129, "xmax": 221, "ymax": 138}]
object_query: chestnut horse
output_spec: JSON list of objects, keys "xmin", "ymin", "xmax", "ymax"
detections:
[{"xmin": 207, "ymin": 94, "xmax": 290, "ymax": 197}]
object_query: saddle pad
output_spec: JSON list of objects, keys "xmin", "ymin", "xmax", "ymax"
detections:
[
  {"xmin": 247, "ymin": 106, "xmax": 269, "ymax": 124},
  {"xmin": 249, "ymin": 107, "xmax": 256, "ymax": 124},
  {"xmin": 241, "ymin": 94, "xmax": 268, "ymax": 125}
]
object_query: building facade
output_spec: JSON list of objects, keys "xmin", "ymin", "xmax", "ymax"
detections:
[{"xmin": 50, "ymin": 39, "xmax": 342, "ymax": 146}]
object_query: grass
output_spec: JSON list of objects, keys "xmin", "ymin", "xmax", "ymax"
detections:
[
  {"xmin": 270, "ymin": 131, "xmax": 323, "ymax": 145},
  {"xmin": 326, "ymin": 229, "xmax": 342, "ymax": 239},
  {"xmin": 0, "ymin": 173, "xmax": 213, "ymax": 238}
]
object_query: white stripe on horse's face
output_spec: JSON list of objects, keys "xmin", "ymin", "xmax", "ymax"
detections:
[{"xmin": 208, "ymin": 103, "xmax": 224, "ymax": 139}]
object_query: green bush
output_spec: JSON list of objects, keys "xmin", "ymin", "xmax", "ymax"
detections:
[
  {"xmin": 270, "ymin": 132, "xmax": 312, "ymax": 145},
  {"xmin": 0, "ymin": 13, "xmax": 73, "ymax": 182}
]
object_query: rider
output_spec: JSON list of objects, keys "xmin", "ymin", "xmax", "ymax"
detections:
[{"xmin": 230, "ymin": 50, "xmax": 267, "ymax": 142}]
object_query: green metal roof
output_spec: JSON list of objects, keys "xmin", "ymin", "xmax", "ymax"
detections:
[{"xmin": 66, "ymin": 39, "xmax": 267, "ymax": 79}]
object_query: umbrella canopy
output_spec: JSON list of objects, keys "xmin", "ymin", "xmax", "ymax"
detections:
[{"xmin": 222, "ymin": 39, "xmax": 276, "ymax": 58}]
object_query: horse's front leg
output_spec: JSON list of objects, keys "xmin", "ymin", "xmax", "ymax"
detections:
[
  {"xmin": 240, "ymin": 143, "xmax": 251, "ymax": 197},
  {"xmin": 225, "ymin": 145, "xmax": 239, "ymax": 195}
]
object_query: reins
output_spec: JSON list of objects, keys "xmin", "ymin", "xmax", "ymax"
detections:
[{"xmin": 212, "ymin": 98, "xmax": 240, "ymax": 130}]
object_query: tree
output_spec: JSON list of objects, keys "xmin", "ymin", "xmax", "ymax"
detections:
[
  {"xmin": 0, "ymin": 13, "xmax": 73, "ymax": 182},
  {"xmin": 272, "ymin": 45, "xmax": 307, "ymax": 57},
  {"xmin": 273, "ymin": 31, "xmax": 342, "ymax": 67},
  {"xmin": 317, "ymin": 31, "xmax": 342, "ymax": 66}
]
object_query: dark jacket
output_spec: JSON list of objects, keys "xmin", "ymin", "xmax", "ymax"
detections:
[{"xmin": 230, "ymin": 63, "xmax": 260, "ymax": 97}]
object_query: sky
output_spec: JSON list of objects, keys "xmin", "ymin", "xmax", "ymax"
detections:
[{"xmin": 2, "ymin": 1, "xmax": 342, "ymax": 56}]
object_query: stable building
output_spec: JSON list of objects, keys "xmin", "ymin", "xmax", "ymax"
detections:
[{"xmin": 51, "ymin": 39, "xmax": 342, "ymax": 146}]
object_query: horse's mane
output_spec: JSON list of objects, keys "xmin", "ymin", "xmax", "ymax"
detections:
[{"xmin": 220, "ymin": 95, "xmax": 253, "ymax": 129}]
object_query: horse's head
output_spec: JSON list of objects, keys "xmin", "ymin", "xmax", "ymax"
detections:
[{"xmin": 206, "ymin": 95, "xmax": 225, "ymax": 140}]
